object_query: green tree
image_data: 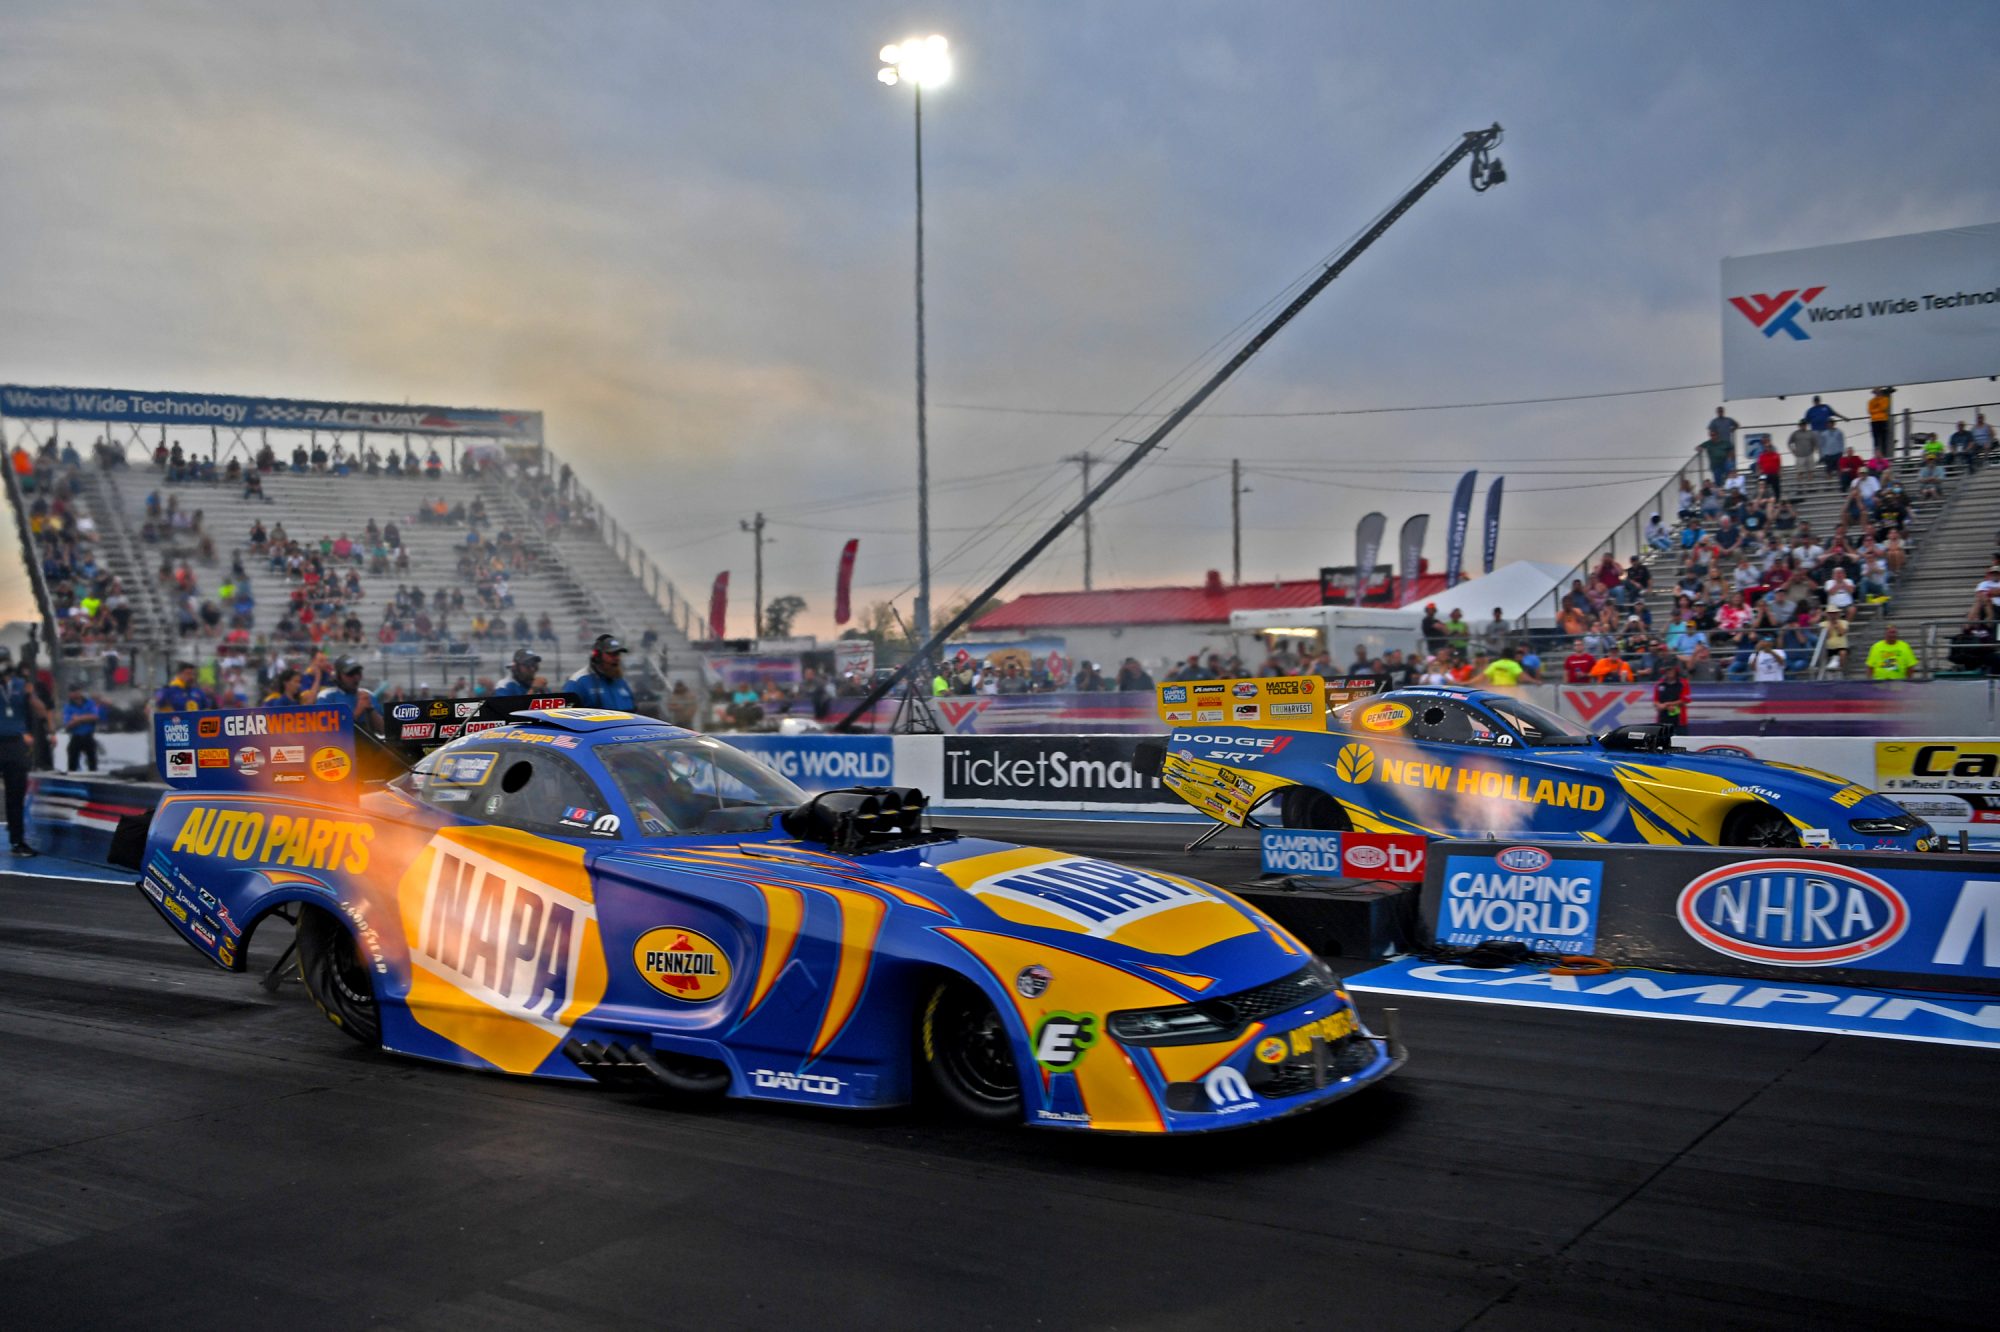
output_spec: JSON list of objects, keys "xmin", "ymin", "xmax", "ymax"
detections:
[{"xmin": 762, "ymin": 594, "xmax": 808, "ymax": 638}]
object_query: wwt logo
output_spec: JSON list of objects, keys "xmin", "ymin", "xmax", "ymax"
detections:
[{"xmin": 1730, "ymin": 286, "xmax": 1826, "ymax": 340}]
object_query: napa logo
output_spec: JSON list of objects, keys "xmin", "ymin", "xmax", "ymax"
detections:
[
  {"xmin": 1676, "ymin": 859, "xmax": 1909, "ymax": 967},
  {"xmin": 1335, "ymin": 742, "xmax": 1375, "ymax": 784},
  {"xmin": 1729, "ymin": 286, "xmax": 1825, "ymax": 341}
]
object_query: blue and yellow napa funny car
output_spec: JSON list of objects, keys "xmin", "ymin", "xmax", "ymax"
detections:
[
  {"xmin": 118, "ymin": 703, "xmax": 1400, "ymax": 1134},
  {"xmin": 1149, "ymin": 681, "xmax": 1936, "ymax": 852}
]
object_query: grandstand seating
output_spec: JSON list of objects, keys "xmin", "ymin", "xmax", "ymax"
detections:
[{"xmin": 18, "ymin": 448, "xmax": 702, "ymax": 703}]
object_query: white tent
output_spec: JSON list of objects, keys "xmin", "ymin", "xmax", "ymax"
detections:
[{"xmin": 1412, "ymin": 560, "xmax": 1572, "ymax": 622}]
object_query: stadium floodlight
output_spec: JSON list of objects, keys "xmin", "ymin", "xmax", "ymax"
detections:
[
  {"xmin": 877, "ymin": 32, "xmax": 951, "ymax": 653},
  {"xmin": 877, "ymin": 35, "xmax": 952, "ymax": 88}
]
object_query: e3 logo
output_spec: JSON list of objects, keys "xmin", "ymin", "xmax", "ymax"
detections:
[{"xmin": 1032, "ymin": 1012, "xmax": 1098, "ymax": 1072}]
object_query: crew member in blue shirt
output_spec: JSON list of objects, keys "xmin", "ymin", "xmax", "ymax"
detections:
[
  {"xmin": 490, "ymin": 648, "xmax": 542, "ymax": 698},
  {"xmin": 0, "ymin": 646, "xmax": 48, "ymax": 856},
  {"xmin": 315, "ymin": 655, "xmax": 382, "ymax": 734},
  {"xmin": 154, "ymin": 660, "xmax": 214, "ymax": 712},
  {"xmin": 61, "ymin": 683, "xmax": 101, "ymax": 773},
  {"xmin": 565, "ymin": 635, "xmax": 634, "ymax": 711}
]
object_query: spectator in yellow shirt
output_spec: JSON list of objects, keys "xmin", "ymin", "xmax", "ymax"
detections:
[
  {"xmin": 1482, "ymin": 651, "xmax": 1525, "ymax": 687},
  {"xmin": 1866, "ymin": 624, "xmax": 1918, "ymax": 680},
  {"xmin": 1868, "ymin": 387, "xmax": 1894, "ymax": 458}
]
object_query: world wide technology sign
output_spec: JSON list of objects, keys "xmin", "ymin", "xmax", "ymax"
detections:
[
  {"xmin": 0, "ymin": 384, "xmax": 542, "ymax": 440},
  {"xmin": 1722, "ymin": 221, "xmax": 2000, "ymax": 400}
]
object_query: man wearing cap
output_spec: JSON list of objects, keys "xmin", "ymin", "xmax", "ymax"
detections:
[
  {"xmin": 315, "ymin": 655, "xmax": 382, "ymax": 733},
  {"xmin": 0, "ymin": 647, "xmax": 47, "ymax": 855},
  {"xmin": 154, "ymin": 660, "xmax": 214, "ymax": 712},
  {"xmin": 491, "ymin": 648, "xmax": 543, "ymax": 698},
  {"xmin": 61, "ymin": 683, "xmax": 102, "ymax": 773},
  {"xmin": 566, "ymin": 634, "xmax": 635, "ymax": 711}
]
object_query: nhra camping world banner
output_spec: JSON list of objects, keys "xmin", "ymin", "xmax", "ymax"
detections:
[
  {"xmin": 1397, "ymin": 513, "xmax": 1428, "ymax": 603},
  {"xmin": 834, "ymin": 538, "xmax": 859, "ymax": 625},
  {"xmin": 1443, "ymin": 469, "xmax": 1477, "ymax": 586},
  {"xmin": 1354, "ymin": 512, "xmax": 1387, "ymax": 598},
  {"xmin": 1482, "ymin": 476, "xmax": 1504, "ymax": 575},
  {"xmin": 0, "ymin": 384, "xmax": 542, "ymax": 441}
]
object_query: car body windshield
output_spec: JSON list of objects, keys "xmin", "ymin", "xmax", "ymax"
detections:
[
  {"xmin": 595, "ymin": 735, "xmax": 805, "ymax": 834},
  {"xmin": 1484, "ymin": 696, "xmax": 1593, "ymax": 746}
]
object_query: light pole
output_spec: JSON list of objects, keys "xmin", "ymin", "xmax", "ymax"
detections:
[{"xmin": 878, "ymin": 34, "xmax": 951, "ymax": 649}]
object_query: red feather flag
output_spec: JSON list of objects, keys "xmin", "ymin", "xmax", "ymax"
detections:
[
  {"xmin": 708, "ymin": 572, "xmax": 729, "ymax": 640},
  {"xmin": 834, "ymin": 539, "xmax": 859, "ymax": 625}
]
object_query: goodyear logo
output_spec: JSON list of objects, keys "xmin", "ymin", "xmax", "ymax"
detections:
[
  {"xmin": 416, "ymin": 844, "xmax": 590, "ymax": 1027},
  {"xmin": 171, "ymin": 807, "xmax": 373, "ymax": 872},
  {"xmin": 633, "ymin": 927, "xmax": 732, "ymax": 1001},
  {"xmin": 1253, "ymin": 1010, "xmax": 1358, "ymax": 1062},
  {"xmin": 1357, "ymin": 701, "xmax": 1410, "ymax": 732},
  {"xmin": 1677, "ymin": 859, "xmax": 1909, "ymax": 966},
  {"xmin": 1335, "ymin": 743, "xmax": 1375, "ymax": 784}
]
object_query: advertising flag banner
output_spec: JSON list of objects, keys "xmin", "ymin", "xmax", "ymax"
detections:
[
  {"xmin": 1397, "ymin": 514, "xmax": 1428, "ymax": 604},
  {"xmin": 834, "ymin": 539, "xmax": 859, "ymax": 625},
  {"xmin": 1482, "ymin": 477, "xmax": 1504, "ymax": 574},
  {"xmin": 709, "ymin": 572, "xmax": 730, "ymax": 641},
  {"xmin": 1722, "ymin": 222, "xmax": 2000, "ymax": 400},
  {"xmin": 1354, "ymin": 512, "xmax": 1387, "ymax": 597},
  {"xmin": 1444, "ymin": 470, "xmax": 1477, "ymax": 586}
]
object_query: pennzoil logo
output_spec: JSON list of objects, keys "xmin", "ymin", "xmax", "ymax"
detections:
[
  {"xmin": 633, "ymin": 927, "xmax": 732, "ymax": 1001},
  {"xmin": 312, "ymin": 747, "xmax": 351, "ymax": 781},
  {"xmin": 417, "ymin": 844, "xmax": 591, "ymax": 1027},
  {"xmin": 1358, "ymin": 701, "xmax": 1410, "ymax": 732}
]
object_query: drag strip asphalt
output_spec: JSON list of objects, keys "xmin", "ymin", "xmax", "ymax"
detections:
[{"xmin": 1, "ymin": 823, "xmax": 1994, "ymax": 1330}]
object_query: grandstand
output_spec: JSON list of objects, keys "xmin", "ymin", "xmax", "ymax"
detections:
[{"xmin": 3, "ymin": 401, "xmax": 710, "ymax": 711}]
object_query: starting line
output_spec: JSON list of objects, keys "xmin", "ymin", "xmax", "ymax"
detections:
[{"xmin": 1347, "ymin": 958, "xmax": 2000, "ymax": 1050}]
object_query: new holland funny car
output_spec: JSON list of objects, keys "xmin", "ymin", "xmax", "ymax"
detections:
[
  {"xmin": 118, "ymin": 702, "xmax": 1399, "ymax": 1134},
  {"xmin": 1150, "ymin": 680, "xmax": 1936, "ymax": 852}
]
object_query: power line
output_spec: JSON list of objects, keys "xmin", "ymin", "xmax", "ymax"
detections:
[{"xmin": 935, "ymin": 380, "xmax": 1722, "ymax": 420}]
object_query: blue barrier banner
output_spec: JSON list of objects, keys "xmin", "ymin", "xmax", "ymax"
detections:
[
  {"xmin": 1261, "ymin": 829, "xmax": 1344, "ymax": 875},
  {"xmin": 1437, "ymin": 847, "xmax": 1604, "ymax": 955},
  {"xmin": 1347, "ymin": 959, "xmax": 2000, "ymax": 1050},
  {"xmin": 726, "ymin": 735, "xmax": 894, "ymax": 793},
  {"xmin": 0, "ymin": 384, "xmax": 542, "ymax": 441},
  {"xmin": 154, "ymin": 706, "xmax": 353, "ymax": 791}
]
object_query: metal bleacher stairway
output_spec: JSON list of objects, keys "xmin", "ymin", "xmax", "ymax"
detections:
[{"xmin": 105, "ymin": 462, "xmax": 703, "ymax": 695}]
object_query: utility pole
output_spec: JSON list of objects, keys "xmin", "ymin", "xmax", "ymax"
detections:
[
  {"xmin": 1063, "ymin": 452, "xmax": 1095, "ymax": 589},
  {"xmin": 1231, "ymin": 458, "xmax": 1248, "ymax": 585},
  {"xmin": 739, "ymin": 512, "xmax": 769, "ymax": 639}
]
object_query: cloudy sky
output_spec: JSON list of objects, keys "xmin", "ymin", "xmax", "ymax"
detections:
[{"xmin": 2, "ymin": 1, "xmax": 1996, "ymax": 638}]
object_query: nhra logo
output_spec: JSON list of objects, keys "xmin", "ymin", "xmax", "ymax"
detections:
[
  {"xmin": 1729, "ymin": 286, "xmax": 1825, "ymax": 341},
  {"xmin": 163, "ymin": 719, "xmax": 191, "ymax": 746},
  {"xmin": 633, "ymin": 927, "xmax": 731, "ymax": 1001},
  {"xmin": 391, "ymin": 704, "xmax": 419, "ymax": 721},
  {"xmin": 1677, "ymin": 860, "xmax": 1909, "ymax": 966},
  {"xmin": 1496, "ymin": 846, "xmax": 1553, "ymax": 873}
]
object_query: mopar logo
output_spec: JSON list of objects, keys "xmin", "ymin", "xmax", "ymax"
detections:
[
  {"xmin": 1496, "ymin": 846, "xmax": 1552, "ymax": 873},
  {"xmin": 391, "ymin": 704, "xmax": 418, "ymax": 721},
  {"xmin": 1202, "ymin": 1065, "xmax": 1255, "ymax": 1112},
  {"xmin": 1677, "ymin": 860, "xmax": 1910, "ymax": 967}
]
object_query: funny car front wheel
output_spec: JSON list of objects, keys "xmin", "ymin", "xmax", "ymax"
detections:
[
  {"xmin": 920, "ymin": 978, "xmax": 1023, "ymax": 1123},
  {"xmin": 295, "ymin": 908, "xmax": 381, "ymax": 1047},
  {"xmin": 1282, "ymin": 787, "xmax": 1352, "ymax": 831},
  {"xmin": 1723, "ymin": 805, "xmax": 1801, "ymax": 849}
]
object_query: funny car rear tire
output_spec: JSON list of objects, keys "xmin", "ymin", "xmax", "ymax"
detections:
[
  {"xmin": 920, "ymin": 978, "xmax": 1024, "ymax": 1123},
  {"xmin": 1723, "ymin": 804, "xmax": 1801, "ymax": 849},
  {"xmin": 295, "ymin": 908, "xmax": 381, "ymax": 1047},
  {"xmin": 1281, "ymin": 787, "xmax": 1352, "ymax": 831}
]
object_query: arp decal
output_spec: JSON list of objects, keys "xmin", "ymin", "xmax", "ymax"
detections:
[
  {"xmin": 1032, "ymin": 1012, "xmax": 1097, "ymax": 1072},
  {"xmin": 1676, "ymin": 859, "xmax": 1910, "ymax": 966},
  {"xmin": 633, "ymin": 927, "xmax": 732, "ymax": 1001}
]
